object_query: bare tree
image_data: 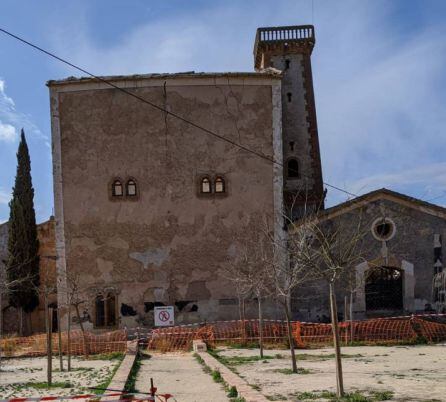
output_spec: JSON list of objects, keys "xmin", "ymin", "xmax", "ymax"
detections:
[
  {"xmin": 0, "ymin": 258, "xmax": 34, "ymax": 371},
  {"xmin": 65, "ymin": 270, "xmax": 90, "ymax": 360},
  {"xmin": 266, "ymin": 217, "xmax": 316, "ymax": 374},
  {"xmin": 291, "ymin": 212, "xmax": 368, "ymax": 397},
  {"xmin": 224, "ymin": 226, "xmax": 274, "ymax": 357}
]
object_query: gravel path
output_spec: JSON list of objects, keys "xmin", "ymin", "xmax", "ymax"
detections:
[{"xmin": 135, "ymin": 353, "xmax": 229, "ymax": 402}]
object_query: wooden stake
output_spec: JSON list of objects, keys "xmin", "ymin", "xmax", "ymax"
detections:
[
  {"xmin": 57, "ymin": 308, "xmax": 63, "ymax": 372},
  {"xmin": 47, "ymin": 306, "xmax": 53, "ymax": 386},
  {"xmin": 329, "ymin": 283, "xmax": 344, "ymax": 397}
]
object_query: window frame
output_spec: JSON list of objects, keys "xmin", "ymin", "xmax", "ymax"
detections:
[
  {"xmin": 126, "ymin": 178, "xmax": 138, "ymax": 197},
  {"xmin": 214, "ymin": 176, "xmax": 226, "ymax": 194},
  {"xmin": 111, "ymin": 178, "xmax": 124, "ymax": 197},
  {"xmin": 199, "ymin": 176, "xmax": 212, "ymax": 194}
]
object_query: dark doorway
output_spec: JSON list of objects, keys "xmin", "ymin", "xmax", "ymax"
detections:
[
  {"xmin": 48, "ymin": 302, "xmax": 58, "ymax": 332},
  {"xmin": 365, "ymin": 266, "xmax": 403, "ymax": 311}
]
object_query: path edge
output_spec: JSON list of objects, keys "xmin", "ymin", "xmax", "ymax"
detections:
[{"xmin": 197, "ymin": 351, "xmax": 270, "ymax": 402}]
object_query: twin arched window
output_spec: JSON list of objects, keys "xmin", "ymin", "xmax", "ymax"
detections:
[
  {"xmin": 111, "ymin": 178, "xmax": 138, "ymax": 198},
  {"xmin": 200, "ymin": 176, "xmax": 226, "ymax": 194}
]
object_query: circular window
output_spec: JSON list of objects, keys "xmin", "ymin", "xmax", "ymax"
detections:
[{"xmin": 371, "ymin": 217, "xmax": 396, "ymax": 241}]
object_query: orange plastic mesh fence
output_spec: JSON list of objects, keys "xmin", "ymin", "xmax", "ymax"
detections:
[
  {"xmin": 0, "ymin": 330, "xmax": 127, "ymax": 357},
  {"xmin": 413, "ymin": 316, "xmax": 446, "ymax": 342},
  {"xmin": 147, "ymin": 315, "xmax": 446, "ymax": 352}
]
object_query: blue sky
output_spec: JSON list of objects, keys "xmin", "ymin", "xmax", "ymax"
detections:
[{"xmin": 0, "ymin": 0, "xmax": 446, "ymax": 223}]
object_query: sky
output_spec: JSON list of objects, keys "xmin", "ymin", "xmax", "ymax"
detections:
[{"xmin": 0, "ymin": 0, "xmax": 445, "ymax": 223}]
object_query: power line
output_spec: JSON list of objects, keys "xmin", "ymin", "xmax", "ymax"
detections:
[
  {"xmin": 0, "ymin": 26, "xmax": 356, "ymax": 199},
  {"xmin": 0, "ymin": 26, "xmax": 443, "ymax": 227}
]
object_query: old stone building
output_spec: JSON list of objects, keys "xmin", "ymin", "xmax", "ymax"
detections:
[
  {"xmin": 292, "ymin": 189, "xmax": 446, "ymax": 321},
  {"xmin": 0, "ymin": 218, "xmax": 56, "ymax": 334},
  {"xmin": 46, "ymin": 24, "xmax": 445, "ymax": 330}
]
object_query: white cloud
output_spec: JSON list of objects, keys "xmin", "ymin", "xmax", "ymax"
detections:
[
  {"xmin": 0, "ymin": 121, "xmax": 17, "ymax": 142},
  {"xmin": 0, "ymin": 78, "xmax": 48, "ymax": 146},
  {"xmin": 47, "ymin": 1, "xmax": 446, "ymax": 207}
]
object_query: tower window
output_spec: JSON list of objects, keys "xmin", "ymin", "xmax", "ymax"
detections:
[
  {"xmin": 289, "ymin": 141, "xmax": 295, "ymax": 151},
  {"xmin": 287, "ymin": 159, "xmax": 299, "ymax": 178},
  {"xmin": 200, "ymin": 177, "xmax": 211, "ymax": 193},
  {"xmin": 287, "ymin": 92, "xmax": 292, "ymax": 102},
  {"xmin": 126, "ymin": 179, "xmax": 137, "ymax": 196},
  {"xmin": 285, "ymin": 59, "xmax": 290, "ymax": 69},
  {"xmin": 112, "ymin": 180, "xmax": 123, "ymax": 196},
  {"xmin": 215, "ymin": 176, "xmax": 225, "ymax": 193}
]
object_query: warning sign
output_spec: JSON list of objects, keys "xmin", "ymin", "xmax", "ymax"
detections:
[{"xmin": 154, "ymin": 306, "xmax": 174, "ymax": 327}]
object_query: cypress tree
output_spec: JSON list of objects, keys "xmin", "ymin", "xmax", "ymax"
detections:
[{"xmin": 7, "ymin": 129, "xmax": 40, "ymax": 317}]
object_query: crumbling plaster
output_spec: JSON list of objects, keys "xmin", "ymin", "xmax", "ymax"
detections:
[{"xmin": 50, "ymin": 75, "xmax": 284, "ymax": 328}]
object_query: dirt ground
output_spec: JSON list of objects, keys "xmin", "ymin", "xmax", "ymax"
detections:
[
  {"xmin": 216, "ymin": 344, "xmax": 446, "ymax": 401},
  {"xmin": 0, "ymin": 355, "xmax": 122, "ymax": 398},
  {"xmin": 135, "ymin": 352, "xmax": 230, "ymax": 402}
]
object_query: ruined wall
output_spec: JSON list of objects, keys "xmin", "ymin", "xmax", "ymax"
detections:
[
  {"xmin": 292, "ymin": 198, "xmax": 446, "ymax": 321},
  {"xmin": 50, "ymin": 74, "xmax": 283, "ymax": 329}
]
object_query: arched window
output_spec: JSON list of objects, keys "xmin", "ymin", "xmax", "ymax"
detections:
[
  {"xmin": 95, "ymin": 293, "xmax": 116, "ymax": 328},
  {"xmin": 215, "ymin": 176, "xmax": 225, "ymax": 193},
  {"xmin": 112, "ymin": 180, "xmax": 123, "ymax": 196},
  {"xmin": 200, "ymin": 177, "xmax": 211, "ymax": 194},
  {"xmin": 287, "ymin": 159, "xmax": 299, "ymax": 178},
  {"xmin": 126, "ymin": 179, "xmax": 137, "ymax": 196}
]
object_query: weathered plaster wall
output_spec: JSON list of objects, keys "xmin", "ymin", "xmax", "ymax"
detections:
[
  {"xmin": 292, "ymin": 198, "xmax": 446, "ymax": 321},
  {"xmin": 50, "ymin": 75, "xmax": 283, "ymax": 329}
]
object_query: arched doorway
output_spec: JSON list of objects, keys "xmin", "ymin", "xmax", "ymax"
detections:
[{"xmin": 365, "ymin": 266, "xmax": 403, "ymax": 312}]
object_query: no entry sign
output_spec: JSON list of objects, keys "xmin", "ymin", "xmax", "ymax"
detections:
[{"xmin": 154, "ymin": 306, "xmax": 174, "ymax": 326}]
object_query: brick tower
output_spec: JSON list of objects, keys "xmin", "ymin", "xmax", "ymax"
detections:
[{"xmin": 254, "ymin": 25, "xmax": 324, "ymax": 218}]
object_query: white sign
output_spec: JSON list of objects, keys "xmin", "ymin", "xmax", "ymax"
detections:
[{"xmin": 154, "ymin": 306, "xmax": 174, "ymax": 327}]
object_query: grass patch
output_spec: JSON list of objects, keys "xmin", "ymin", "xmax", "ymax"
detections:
[
  {"xmin": 266, "ymin": 394, "xmax": 287, "ymax": 400},
  {"xmin": 124, "ymin": 353, "xmax": 143, "ymax": 393},
  {"xmin": 292, "ymin": 390, "xmax": 394, "ymax": 401},
  {"xmin": 369, "ymin": 390, "xmax": 394, "ymax": 401},
  {"xmin": 82, "ymin": 352, "xmax": 124, "ymax": 361},
  {"xmin": 26, "ymin": 381, "xmax": 73, "ymax": 389},
  {"xmin": 91, "ymin": 353, "xmax": 124, "ymax": 394},
  {"xmin": 273, "ymin": 367, "xmax": 311, "ymax": 375},
  {"xmin": 214, "ymin": 354, "xmax": 276, "ymax": 366}
]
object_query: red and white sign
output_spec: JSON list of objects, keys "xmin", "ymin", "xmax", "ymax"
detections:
[{"xmin": 154, "ymin": 306, "xmax": 174, "ymax": 326}]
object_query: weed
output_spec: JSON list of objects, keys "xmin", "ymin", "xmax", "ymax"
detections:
[
  {"xmin": 212, "ymin": 369, "xmax": 223, "ymax": 383},
  {"xmin": 370, "ymin": 390, "xmax": 394, "ymax": 401},
  {"xmin": 227, "ymin": 385, "xmax": 238, "ymax": 397}
]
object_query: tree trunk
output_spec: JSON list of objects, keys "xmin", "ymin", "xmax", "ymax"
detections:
[
  {"xmin": 47, "ymin": 306, "xmax": 53, "ymax": 386},
  {"xmin": 241, "ymin": 298, "xmax": 247, "ymax": 344},
  {"xmin": 67, "ymin": 306, "xmax": 71, "ymax": 371},
  {"xmin": 344, "ymin": 295, "xmax": 348, "ymax": 322},
  {"xmin": 350, "ymin": 291, "xmax": 354, "ymax": 344},
  {"xmin": 258, "ymin": 296, "xmax": 264, "ymax": 358},
  {"xmin": 19, "ymin": 308, "xmax": 23, "ymax": 337},
  {"xmin": 57, "ymin": 308, "xmax": 63, "ymax": 372},
  {"xmin": 284, "ymin": 302, "xmax": 297, "ymax": 373},
  {"xmin": 74, "ymin": 304, "xmax": 89, "ymax": 357},
  {"xmin": 329, "ymin": 282, "xmax": 344, "ymax": 397}
]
